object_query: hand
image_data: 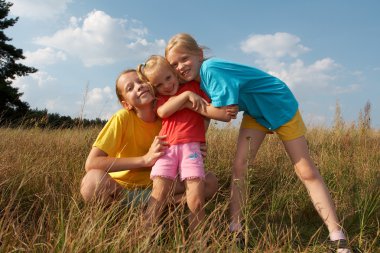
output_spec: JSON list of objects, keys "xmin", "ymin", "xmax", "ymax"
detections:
[
  {"xmin": 143, "ymin": 135, "xmax": 168, "ymax": 167},
  {"xmin": 200, "ymin": 142, "xmax": 207, "ymax": 158},
  {"xmin": 187, "ymin": 92, "xmax": 209, "ymax": 112},
  {"xmin": 226, "ymin": 105, "xmax": 239, "ymax": 119}
]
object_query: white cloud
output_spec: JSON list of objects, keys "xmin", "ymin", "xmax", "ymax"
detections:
[
  {"xmin": 75, "ymin": 86, "xmax": 119, "ymax": 119},
  {"xmin": 240, "ymin": 33, "xmax": 344, "ymax": 91},
  {"xmin": 303, "ymin": 112, "xmax": 328, "ymax": 127},
  {"xmin": 23, "ymin": 47, "xmax": 67, "ymax": 67},
  {"xmin": 13, "ymin": 71, "xmax": 56, "ymax": 91},
  {"xmin": 333, "ymin": 84, "xmax": 359, "ymax": 94},
  {"xmin": 34, "ymin": 10, "xmax": 165, "ymax": 67},
  {"xmin": 263, "ymin": 58, "xmax": 340, "ymax": 89},
  {"xmin": 86, "ymin": 86, "xmax": 114, "ymax": 106},
  {"xmin": 9, "ymin": 0, "xmax": 72, "ymax": 20},
  {"xmin": 240, "ymin": 32, "xmax": 310, "ymax": 58}
]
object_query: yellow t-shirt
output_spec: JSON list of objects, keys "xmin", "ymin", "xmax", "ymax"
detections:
[{"xmin": 93, "ymin": 109, "xmax": 161, "ymax": 189}]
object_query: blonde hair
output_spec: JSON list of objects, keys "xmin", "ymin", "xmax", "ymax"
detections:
[
  {"xmin": 165, "ymin": 33, "xmax": 206, "ymax": 58},
  {"xmin": 115, "ymin": 69, "xmax": 136, "ymax": 104},
  {"xmin": 137, "ymin": 55, "xmax": 176, "ymax": 88}
]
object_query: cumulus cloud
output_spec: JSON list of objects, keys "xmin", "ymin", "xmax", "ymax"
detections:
[
  {"xmin": 23, "ymin": 47, "xmax": 67, "ymax": 67},
  {"xmin": 86, "ymin": 86, "xmax": 114, "ymax": 106},
  {"xmin": 261, "ymin": 58, "xmax": 340, "ymax": 89},
  {"xmin": 9, "ymin": 0, "xmax": 72, "ymax": 20},
  {"xmin": 240, "ymin": 32, "xmax": 310, "ymax": 58},
  {"xmin": 13, "ymin": 71, "xmax": 56, "ymax": 90},
  {"xmin": 34, "ymin": 10, "xmax": 165, "ymax": 67},
  {"xmin": 240, "ymin": 32, "xmax": 343, "ymax": 90},
  {"xmin": 79, "ymin": 86, "xmax": 119, "ymax": 119}
]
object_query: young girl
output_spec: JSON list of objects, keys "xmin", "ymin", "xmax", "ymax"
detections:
[
  {"xmin": 165, "ymin": 33, "xmax": 351, "ymax": 252},
  {"xmin": 137, "ymin": 55, "xmax": 237, "ymax": 234},
  {"xmin": 80, "ymin": 69, "xmax": 220, "ymax": 208}
]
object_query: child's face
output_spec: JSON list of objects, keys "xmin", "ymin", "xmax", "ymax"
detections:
[
  {"xmin": 117, "ymin": 71, "xmax": 155, "ymax": 110},
  {"xmin": 166, "ymin": 49, "xmax": 203, "ymax": 82},
  {"xmin": 148, "ymin": 65, "xmax": 179, "ymax": 96}
]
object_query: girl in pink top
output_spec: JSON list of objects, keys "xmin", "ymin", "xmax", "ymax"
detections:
[{"xmin": 137, "ymin": 55, "xmax": 237, "ymax": 234}]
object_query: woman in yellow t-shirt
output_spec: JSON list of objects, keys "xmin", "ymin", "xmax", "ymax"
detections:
[{"xmin": 80, "ymin": 69, "xmax": 218, "ymax": 205}]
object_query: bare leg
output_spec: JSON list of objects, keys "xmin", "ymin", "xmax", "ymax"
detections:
[
  {"xmin": 80, "ymin": 169, "xmax": 122, "ymax": 204},
  {"xmin": 185, "ymin": 178, "xmax": 205, "ymax": 233},
  {"xmin": 230, "ymin": 128, "xmax": 265, "ymax": 231},
  {"xmin": 144, "ymin": 177, "xmax": 174, "ymax": 227},
  {"xmin": 173, "ymin": 171, "xmax": 218, "ymax": 203},
  {"xmin": 282, "ymin": 136, "xmax": 342, "ymax": 233}
]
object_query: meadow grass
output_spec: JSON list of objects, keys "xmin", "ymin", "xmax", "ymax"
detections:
[{"xmin": 0, "ymin": 125, "xmax": 379, "ymax": 252}]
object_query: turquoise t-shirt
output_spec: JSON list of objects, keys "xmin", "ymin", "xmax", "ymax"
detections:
[{"xmin": 199, "ymin": 58, "xmax": 298, "ymax": 130}]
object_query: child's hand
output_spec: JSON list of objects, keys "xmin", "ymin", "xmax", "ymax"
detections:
[
  {"xmin": 143, "ymin": 135, "xmax": 168, "ymax": 167},
  {"xmin": 226, "ymin": 105, "xmax": 239, "ymax": 119},
  {"xmin": 187, "ymin": 92, "xmax": 209, "ymax": 112}
]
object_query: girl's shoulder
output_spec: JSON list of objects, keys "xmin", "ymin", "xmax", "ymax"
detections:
[{"xmin": 202, "ymin": 58, "xmax": 240, "ymax": 69}]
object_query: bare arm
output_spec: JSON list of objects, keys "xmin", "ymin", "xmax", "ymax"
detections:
[
  {"xmin": 85, "ymin": 136, "xmax": 168, "ymax": 173},
  {"xmin": 185, "ymin": 102, "xmax": 238, "ymax": 122},
  {"xmin": 157, "ymin": 91, "xmax": 208, "ymax": 118}
]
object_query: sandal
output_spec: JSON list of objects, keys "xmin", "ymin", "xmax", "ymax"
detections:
[{"xmin": 329, "ymin": 239, "xmax": 352, "ymax": 253}]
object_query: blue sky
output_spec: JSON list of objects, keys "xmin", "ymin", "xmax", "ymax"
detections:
[{"xmin": 7, "ymin": 0, "xmax": 380, "ymax": 128}]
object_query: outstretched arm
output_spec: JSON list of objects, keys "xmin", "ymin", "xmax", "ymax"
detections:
[
  {"xmin": 185, "ymin": 102, "xmax": 238, "ymax": 122},
  {"xmin": 157, "ymin": 91, "xmax": 208, "ymax": 118},
  {"xmin": 85, "ymin": 136, "xmax": 168, "ymax": 173}
]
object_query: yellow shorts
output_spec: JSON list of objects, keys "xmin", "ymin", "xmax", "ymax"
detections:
[{"xmin": 241, "ymin": 110, "xmax": 307, "ymax": 141}]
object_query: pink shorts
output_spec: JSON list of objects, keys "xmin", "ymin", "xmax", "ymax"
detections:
[{"xmin": 151, "ymin": 142, "xmax": 205, "ymax": 181}]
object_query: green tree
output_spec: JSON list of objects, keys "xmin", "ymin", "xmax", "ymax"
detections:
[{"xmin": 0, "ymin": 0, "xmax": 37, "ymax": 121}]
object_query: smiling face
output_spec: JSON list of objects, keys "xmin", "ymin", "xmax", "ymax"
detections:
[
  {"xmin": 166, "ymin": 48, "xmax": 203, "ymax": 82},
  {"xmin": 147, "ymin": 64, "xmax": 179, "ymax": 96},
  {"xmin": 116, "ymin": 71, "xmax": 154, "ymax": 110}
]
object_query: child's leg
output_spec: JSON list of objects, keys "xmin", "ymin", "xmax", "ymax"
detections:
[
  {"xmin": 80, "ymin": 169, "xmax": 123, "ymax": 204},
  {"xmin": 144, "ymin": 177, "xmax": 174, "ymax": 227},
  {"xmin": 185, "ymin": 178, "xmax": 205, "ymax": 233},
  {"xmin": 173, "ymin": 171, "xmax": 218, "ymax": 203},
  {"xmin": 282, "ymin": 136, "xmax": 343, "ymax": 236},
  {"xmin": 230, "ymin": 128, "xmax": 266, "ymax": 232}
]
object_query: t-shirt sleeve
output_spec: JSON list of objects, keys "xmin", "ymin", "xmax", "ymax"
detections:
[
  {"xmin": 200, "ymin": 61, "xmax": 239, "ymax": 107},
  {"xmin": 93, "ymin": 112, "xmax": 127, "ymax": 157}
]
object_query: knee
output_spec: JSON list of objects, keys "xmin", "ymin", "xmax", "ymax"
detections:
[
  {"xmin": 187, "ymin": 194, "xmax": 204, "ymax": 212},
  {"xmin": 80, "ymin": 173, "xmax": 96, "ymax": 203},
  {"xmin": 80, "ymin": 169, "xmax": 110, "ymax": 203},
  {"xmin": 151, "ymin": 181, "xmax": 172, "ymax": 204},
  {"xmin": 295, "ymin": 163, "xmax": 321, "ymax": 182}
]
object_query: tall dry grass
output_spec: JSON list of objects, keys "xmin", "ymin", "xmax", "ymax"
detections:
[{"xmin": 0, "ymin": 125, "xmax": 379, "ymax": 252}]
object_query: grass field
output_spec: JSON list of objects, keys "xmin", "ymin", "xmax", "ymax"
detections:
[{"xmin": 0, "ymin": 124, "xmax": 379, "ymax": 252}]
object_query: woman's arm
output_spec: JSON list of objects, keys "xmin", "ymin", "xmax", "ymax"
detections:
[
  {"xmin": 157, "ymin": 91, "xmax": 208, "ymax": 118},
  {"xmin": 85, "ymin": 136, "xmax": 168, "ymax": 173}
]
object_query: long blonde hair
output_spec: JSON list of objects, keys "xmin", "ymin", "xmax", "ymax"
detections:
[{"xmin": 165, "ymin": 33, "xmax": 206, "ymax": 58}]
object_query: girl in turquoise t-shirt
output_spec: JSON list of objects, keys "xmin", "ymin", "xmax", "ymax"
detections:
[{"xmin": 165, "ymin": 33, "xmax": 351, "ymax": 252}]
